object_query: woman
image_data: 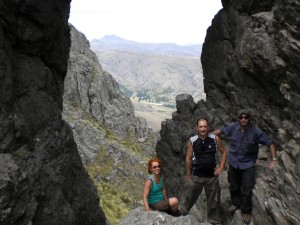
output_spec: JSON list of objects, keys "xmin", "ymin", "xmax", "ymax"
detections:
[{"xmin": 143, "ymin": 158, "xmax": 179, "ymax": 215}]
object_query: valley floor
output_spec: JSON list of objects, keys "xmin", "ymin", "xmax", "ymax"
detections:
[{"xmin": 133, "ymin": 101, "xmax": 173, "ymax": 131}]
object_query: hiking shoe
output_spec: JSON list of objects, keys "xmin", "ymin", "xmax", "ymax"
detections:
[
  {"xmin": 227, "ymin": 204, "xmax": 240, "ymax": 213},
  {"xmin": 242, "ymin": 213, "xmax": 251, "ymax": 225},
  {"xmin": 178, "ymin": 208, "xmax": 188, "ymax": 216},
  {"xmin": 171, "ymin": 210, "xmax": 181, "ymax": 217}
]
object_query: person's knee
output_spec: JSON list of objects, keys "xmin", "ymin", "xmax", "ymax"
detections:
[
  {"xmin": 174, "ymin": 198, "xmax": 179, "ymax": 205},
  {"xmin": 169, "ymin": 197, "xmax": 179, "ymax": 206}
]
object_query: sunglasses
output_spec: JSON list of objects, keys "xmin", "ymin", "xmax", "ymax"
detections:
[
  {"xmin": 152, "ymin": 165, "xmax": 161, "ymax": 169},
  {"xmin": 239, "ymin": 116, "xmax": 249, "ymax": 120}
]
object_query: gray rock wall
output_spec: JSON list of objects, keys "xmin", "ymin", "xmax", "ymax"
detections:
[
  {"xmin": 63, "ymin": 25, "xmax": 150, "ymax": 164},
  {"xmin": 65, "ymin": 25, "xmax": 138, "ymax": 138},
  {"xmin": 0, "ymin": 1, "xmax": 107, "ymax": 225},
  {"xmin": 156, "ymin": 0, "xmax": 300, "ymax": 225}
]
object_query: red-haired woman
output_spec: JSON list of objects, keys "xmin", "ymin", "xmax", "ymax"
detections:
[{"xmin": 143, "ymin": 158, "xmax": 179, "ymax": 216}]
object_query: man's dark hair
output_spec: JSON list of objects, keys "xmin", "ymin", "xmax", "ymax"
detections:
[{"xmin": 196, "ymin": 117, "xmax": 209, "ymax": 126}]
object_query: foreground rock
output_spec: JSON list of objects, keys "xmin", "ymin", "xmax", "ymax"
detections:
[
  {"xmin": 0, "ymin": 1, "xmax": 107, "ymax": 225},
  {"xmin": 118, "ymin": 207, "xmax": 206, "ymax": 225}
]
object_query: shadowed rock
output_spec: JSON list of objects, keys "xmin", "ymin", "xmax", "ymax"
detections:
[
  {"xmin": 0, "ymin": 1, "xmax": 107, "ymax": 224},
  {"xmin": 156, "ymin": 0, "xmax": 300, "ymax": 225}
]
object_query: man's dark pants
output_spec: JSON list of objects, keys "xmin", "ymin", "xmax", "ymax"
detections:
[{"xmin": 228, "ymin": 165, "xmax": 255, "ymax": 214}]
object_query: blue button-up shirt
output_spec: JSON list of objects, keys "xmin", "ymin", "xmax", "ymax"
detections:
[{"xmin": 220, "ymin": 122, "xmax": 273, "ymax": 169}]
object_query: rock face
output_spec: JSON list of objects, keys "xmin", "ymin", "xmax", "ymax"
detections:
[
  {"xmin": 63, "ymin": 24, "xmax": 150, "ymax": 164},
  {"xmin": 65, "ymin": 25, "xmax": 147, "ymax": 139},
  {"xmin": 0, "ymin": 1, "xmax": 107, "ymax": 225},
  {"xmin": 156, "ymin": 0, "xmax": 300, "ymax": 225}
]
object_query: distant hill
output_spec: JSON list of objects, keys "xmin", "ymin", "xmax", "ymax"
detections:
[
  {"xmin": 91, "ymin": 35, "xmax": 202, "ymax": 57},
  {"xmin": 95, "ymin": 50, "xmax": 204, "ymax": 103},
  {"xmin": 90, "ymin": 35, "xmax": 205, "ymax": 130}
]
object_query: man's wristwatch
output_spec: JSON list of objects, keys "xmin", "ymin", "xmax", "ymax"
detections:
[{"xmin": 272, "ymin": 157, "xmax": 277, "ymax": 161}]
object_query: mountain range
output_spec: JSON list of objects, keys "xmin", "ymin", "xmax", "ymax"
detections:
[
  {"xmin": 90, "ymin": 35, "xmax": 205, "ymax": 130},
  {"xmin": 91, "ymin": 35, "xmax": 202, "ymax": 57}
]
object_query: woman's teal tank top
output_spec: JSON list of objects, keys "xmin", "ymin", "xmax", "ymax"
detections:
[{"xmin": 147, "ymin": 175, "xmax": 164, "ymax": 204}]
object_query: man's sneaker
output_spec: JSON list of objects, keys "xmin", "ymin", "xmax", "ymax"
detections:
[
  {"xmin": 227, "ymin": 204, "xmax": 240, "ymax": 213},
  {"xmin": 242, "ymin": 213, "xmax": 251, "ymax": 225}
]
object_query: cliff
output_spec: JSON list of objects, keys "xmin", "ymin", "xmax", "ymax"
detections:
[
  {"xmin": 155, "ymin": 0, "xmax": 300, "ymax": 225},
  {"xmin": 63, "ymin": 24, "xmax": 150, "ymax": 164},
  {"xmin": 0, "ymin": 1, "xmax": 107, "ymax": 225}
]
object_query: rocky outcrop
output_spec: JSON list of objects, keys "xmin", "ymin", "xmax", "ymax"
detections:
[
  {"xmin": 118, "ymin": 207, "xmax": 206, "ymax": 225},
  {"xmin": 156, "ymin": 0, "xmax": 300, "ymax": 225},
  {"xmin": 0, "ymin": 1, "xmax": 107, "ymax": 225},
  {"xmin": 63, "ymin": 24, "xmax": 150, "ymax": 164}
]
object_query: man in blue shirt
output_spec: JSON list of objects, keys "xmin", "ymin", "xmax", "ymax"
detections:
[{"xmin": 213, "ymin": 109, "xmax": 278, "ymax": 225}]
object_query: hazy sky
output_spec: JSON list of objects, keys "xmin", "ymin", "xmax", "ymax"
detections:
[{"xmin": 69, "ymin": 0, "xmax": 222, "ymax": 45}]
